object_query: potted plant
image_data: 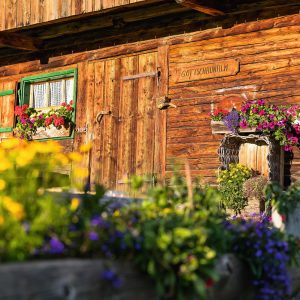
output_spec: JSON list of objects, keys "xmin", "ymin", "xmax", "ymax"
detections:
[
  {"xmin": 218, "ymin": 163, "xmax": 252, "ymax": 215},
  {"xmin": 242, "ymin": 175, "xmax": 269, "ymax": 215},
  {"xmin": 210, "ymin": 108, "xmax": 255, "ymax": 134},
  {"xmin": 14, "ymin": 102, "xmax": 74, "ymax": 140}
]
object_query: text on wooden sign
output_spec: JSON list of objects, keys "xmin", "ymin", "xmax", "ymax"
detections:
[{"xmin": 175, "ymin": 59, "xmax": 240, "ymax": 83}]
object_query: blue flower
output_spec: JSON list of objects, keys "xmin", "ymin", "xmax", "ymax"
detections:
[
  {"xmin": 101, "ymin": 269, "xmax": 123, "ymax": 289},
  {"xmin": 89, "ymin": 231, "xmax": 99, "ymax": 241},
  {"xmin": 49, "ymin": 237, "xmax": 65, "ymax": 254}
]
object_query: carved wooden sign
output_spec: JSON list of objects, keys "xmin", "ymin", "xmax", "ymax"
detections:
[{"xmin": 175, "ymin": 59, "xmax": 240, "ymax": 83}]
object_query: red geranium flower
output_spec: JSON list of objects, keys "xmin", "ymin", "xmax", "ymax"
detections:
[
  {"xmin": 45, "ymin": 117, "xmax": 53, "ymax": 126},
  {"xmin": 53, "ymin": 116, "xmax": 65, "ymax": 127}
]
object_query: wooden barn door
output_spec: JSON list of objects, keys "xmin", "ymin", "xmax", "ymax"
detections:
[
  {"xmin": 89, "ymin": 51, "xmax": 164, "ymax": 190},
  {"xmin": 239, "ymin": 143, "xmax": 269, "ymax": 176}
]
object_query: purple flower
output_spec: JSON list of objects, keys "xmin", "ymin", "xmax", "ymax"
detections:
[
  {"xmin": 277, "ymin": 120, "xmax": 285, "ymax": 127},
  {"xmin": 90, "ymin": 215, "xmax": 107, "ymax": 228},
  {"xmin": 101, "ymin": 269, "xmax": 123, "ymax": 289},
  {"xmin": 239, "ymin": 119, "xmax": 248, "ymax": 128},
  {"xmin": 89, "ymin": 231, "xmax": 99, "ymax": 241},
  {"xmin": 49, "ymin": 237, "xmax": 65, "ymax": 254},
  {"xmin": 257, "ymin": 99, "xmax": 265, "ymax": 106},
  {"xmin": 259, "ymin": 110, "xmax": 266, "ymax": 116},
  {"xmin": 268, "ymin": 122, "xmax": 275, "ymax": 130},
  {"xmin": 284, "ymin": 145, "xmax": 293, "ymax": 152},
  {"xmin": 252, "ymin": 107, "xmax": 258, "ymax": 114},
  {"xmin": 223, "ymin": 110, "xmax": 240, "ymax": 133},
  {"xmin": 288, "ymin": 136, "xmax": 298, "ymax": 144}
]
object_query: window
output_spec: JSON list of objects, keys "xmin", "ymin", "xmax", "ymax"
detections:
[
  {"xmin": 19, "ymin": 69, "xmax": 77, "ymax": 110},
  {"xmin": 18, "ymin": 69, "xmax": 77, "ymax": 140},
  {"xmin": 30, "ymin": 77, "xmax": 74, "ymax": 109}
]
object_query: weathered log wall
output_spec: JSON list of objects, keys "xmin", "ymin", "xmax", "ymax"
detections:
[
  {"xmin": 0, "ymin": 0, "xmax": 151, "ymax": 31},
  {"xmin": 167, "ymin": 14, "xmax": 300, "ymax": 185},
  {"xmin": 1, "ymin": 13, "xmax": 300, "ymax": 187}
]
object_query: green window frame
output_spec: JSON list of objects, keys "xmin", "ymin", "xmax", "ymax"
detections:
[
  {"xmin": 19, "ymin": 69, "xmax": 78, "ymax": 140},
  {"xmin": 0, "ymin": 89, "xmax": 14, "ymax": 133}
]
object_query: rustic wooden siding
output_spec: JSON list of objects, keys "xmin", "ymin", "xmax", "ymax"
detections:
[
  {"xmin": 0, "ymin": 0, "xmax": 150, "ymax": 31},
  {"xmin": 87, "ymin": 51, "xmax": 162, "ymax": 190},
  {"xmin": 168, "ymin": 15, "xmax": 300, "ymax": 185},
  {"xmin": 1, "ymin": 13, "xmax": 300, "ymax": 187}
]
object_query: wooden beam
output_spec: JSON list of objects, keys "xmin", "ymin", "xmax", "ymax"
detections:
[
  {"xmin": 0, "ymin": 32, "xmax": 43, "ymax": 51},
  {"xmin": 175, "ymin": 0, "xmax": 225, "ymax": 16}
]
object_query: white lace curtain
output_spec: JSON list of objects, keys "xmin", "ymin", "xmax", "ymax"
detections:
[{"xmin": 30, "ymin": 77, "xmax": 74, "ymax": 108}]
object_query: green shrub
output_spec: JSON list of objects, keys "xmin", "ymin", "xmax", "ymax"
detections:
[
  {"xmin": 265, "ymin": 182, "xmax": 300, "ymax": 217},
  {"xmin": 218, "ymin": 163, "xmax": 252, "ymax": 215},
  {"xmin": 106, "ymin": 175, "xmax": 228, "ymax": 300}
]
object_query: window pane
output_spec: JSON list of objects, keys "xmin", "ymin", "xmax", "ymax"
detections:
[
  {"xmin": 65, "ymin": 78, "xmax": 74, "ymax": 104},
  {"xmin": 50, "ymin": 80, "xmax": 63, "ymax": 107},
  {"xmin": 32, "ymin": 83, "xmax": 47, "ymax": 108}
]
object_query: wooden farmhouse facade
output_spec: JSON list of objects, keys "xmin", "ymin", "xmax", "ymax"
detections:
[{"xmin": 1, "ymin": 0, "xmax": 300, "ymax": 190}]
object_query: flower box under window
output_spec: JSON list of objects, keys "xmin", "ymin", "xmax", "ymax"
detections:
[
  {"xmin": 211, "ymin": 120, "xmax": 256, "ymax": 135},
  {"xmin": 32, "ymin": 124, "xmax": 72, "ymax": 140},
  {"xmin": 211, "ymin": 120, "xmax": 231, "ymax": 134}
]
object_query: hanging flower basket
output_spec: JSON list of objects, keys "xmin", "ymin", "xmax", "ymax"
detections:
[{"xmin": 32, "ymin": 123, "xmax": 72, "ymax": 140}]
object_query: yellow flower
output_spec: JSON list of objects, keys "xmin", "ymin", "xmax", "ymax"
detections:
[
  {"xmin": 69, "ymin": 152, "xmax": 83, "ymax": 162},
  {"xmin": 79, "ymin": 143, "xmax": 92, "ymax": 153},
  {"xmin": 0, "ymin": 215, "xmax": 4, "ymax": 226},
  {"xmin": 15, "ymin": 150, "xmax": 35, "ymax": 167},
  {"xmin": 72, "ymin": 167, "xmax": 89, "ymax": 178},
  {"xmin": 1, "ymin": 139, "xmax": 21, "ymax": 149},
  {"xmin": 0, "ymin": 179, "xmax": 6, "ymax": 191},
  {"xmin": 113, "ymin": 210, "xmax": 120, "ymax": 217},
  {"xmin": 163, "ymin": 208, "xmax": 172, "ymax": 215},
  {"xmin": 54, "ymin": 153, "xmax": 70, "ymax": 165},
  {"xmin": 1, "ymin": 196, "xmax": 24, "ymax": 220},
  {"xmin": 70, "ymin": 197, "xmax": 80, "ymax": 211},
  {"xmin": 0, "ymin": 159, "xmax": 11, "ymax": 172}
]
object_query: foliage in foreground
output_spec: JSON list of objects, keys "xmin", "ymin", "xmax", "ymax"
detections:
[
  {"xmin": 0, "ymin": 140, "xmax": 299, "ymax": 300},
  {"xmin": 265, "ymin": 182, "xmax": 300, "ymax": 217},
  {"xmin": 0, "ymin": 139, "xmax": 89, "ymax": 261}
]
